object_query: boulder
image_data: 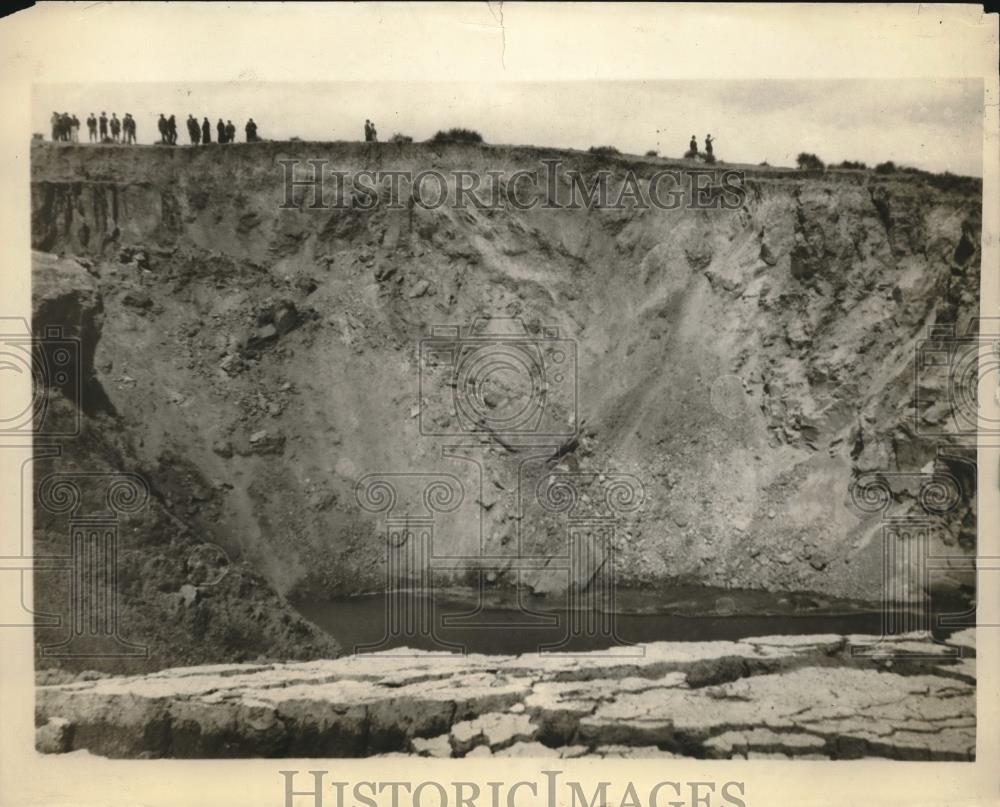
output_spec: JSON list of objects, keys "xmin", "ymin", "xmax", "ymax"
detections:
[
  {"xmin": 407, "ymin": 279, "xmax": 431, "ymax": 298},
  {"xmin": 122, "ymin": 290, "xmax": 154, "ymax": 309},
  {"xmin": 36, "ymin": 717, "xmax": 74, "ymax": 754},
  {"xmin": 178, "ymin": 584, "xmax": 200, "ymax": 607},
  {"xmin": 685, "ymin": 655, "xmax": 750, "ymax": 688},
  {"xmin": 240, "ymin": 429, "xmax": 286, "ymax": 456},
  {"xmin": 274, "ymin": 304, "xmax": 300, "ymax": 335}
]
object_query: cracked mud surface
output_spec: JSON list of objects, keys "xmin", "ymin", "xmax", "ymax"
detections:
[{"xmin": 36, "ymin": 629, "xmax": 975, "ymax": 760}]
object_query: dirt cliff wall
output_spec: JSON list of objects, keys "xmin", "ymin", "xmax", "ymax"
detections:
[
  {"xmin": 31, "ymin": 252, "xmax": 341, "ymax": 675},
  {"xmin": 30, "ymin": 142, "xmax": 981, "ymax": 603}
]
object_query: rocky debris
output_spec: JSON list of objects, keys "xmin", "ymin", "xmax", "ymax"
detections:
[
  {"xmin": 122, "ymin": 290, "xmax": 154, "ymax": 309},
  {"xmin": 212, "ymin": 439, "xmax": 234, "ymax": 458},
  {"xmin": 178, "ymin": 584, "xmax": 200, "ymax": 607},
  {"xmin": 30, "ymin": 243, "xmax": 349, "ymax": 683},
  {"xmin": 245, "ymin": 301, "xmax": 304, "ymax": 350},
  {"xmin": 947, "ymin": 628, "xmax": 975, "ymax": 652},
  {"xmin": 237, "ymin": 212, "xmax": 263, "ymax": 234},
  {"xmin": 411, "ymin": 734, "xmax": 452, "ymax": 757},
  {"xmin": 35, "ymin": 669, "xmax": 104, "ymax": 686},
  {"xmin": 273, "ymin": 303, "xmax": 301, "ymax": 335},
  {"xmin": 407, "ymin": 279, "xmax": 432, "ymax": 298},
  {"xmin": 684, "ymin": 242, "xmax": 713, "ymax": 270},
  {"xmin": 759, "ymin": 239, "xmax": 780, "ymax": 266},
  {"xmin": 236, "ymin": 429, "xmax": 286, "ymax": 456},
  {"xmin": 36, "ymin": 631, "xmax": 974, "ymax": 760},
  {"xmin": 31, "ymin": 252, "xmax": 98, "ymax": 326},
  {"xmin": 684, "ymin": 655, "xmax": 752, "ymax": 688},
  {"xmin": 494, "ymin": 741, "xmax": 560, "ymax": 758},
  {"xmin": 118, "ymin": 245, "xmax": 150, "ymax": 269},
  {"xmin": 296, "ymin": 276, "xmax": 319, "ymax": 295},
  {"xmin": 184, "ymin": 543, "xmax": 230, "ymax": 586},
  {"xmin": 35, "ymin": 717, "xmax": 74, "ymax": 754},
  {"xmin": 449, "ymin": 711, "xmax": 537, "ymax": 755},
  {"xmin": 247, "ymin": 323, "xmax": 278, "ymax": 349},
  {"xmin": 594, "ymin": 744, "xmax": 685, "ymax": 758},
  {"xmin": 306, "ymin": 488, "xmax": 338, "ymax": 512},
  {"xmin": 705, "ymin": 728, "xmax": 827, "ymax": 757},
  {"xmin": 31, "ymin": 386, "xmax": 340, "ymax": 681}
]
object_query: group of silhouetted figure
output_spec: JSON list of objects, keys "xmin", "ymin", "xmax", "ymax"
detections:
[
  {"xmin": 51, "ymin": 112, "xmax": 137, "ymax": 144},
  {"xmin": 162, "ymin": 114, "xmax": 259, "ymax": 145},
  {"xmin": 49, "ymin": 111, "xmax": 714, "ymax": 160},
  {"xmin": 47, "ymin": 111, "xmax": 259, "ymax": 146},
  {"xmin": 50, "ymin": 112, "xmax": 79, "ymax": 142},
  {"xmin": 685, "ymin": 134, "xmax": 715, "ymax": 163}
]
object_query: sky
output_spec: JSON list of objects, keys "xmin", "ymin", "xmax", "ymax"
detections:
[{"xmin": 33, "ymin": 79, "xmax": 984, "ymax": 176}]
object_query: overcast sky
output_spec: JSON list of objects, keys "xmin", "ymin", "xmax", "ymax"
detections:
[{"xmin": 34, "ymin": 79, "xmax": 983, "ymax": 176}]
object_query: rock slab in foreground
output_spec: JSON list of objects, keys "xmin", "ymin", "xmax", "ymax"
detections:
[{"xmin": 36, "ymin": 630, "xmax": 975, "ymax": 760}]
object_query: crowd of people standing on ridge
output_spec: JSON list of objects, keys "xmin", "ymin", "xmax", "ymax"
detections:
[
  {"xmin": 52, "ymin": 112, "xmax": 137, "ymax": 144},
  {"xmin": 46, "ymin": 110, "xmax": 261, "ymax": 146},
  {"xmin": 154, "ymin": 113, "xmax": 259, "ymax": 145},
  {"xmin": 50, "ymin": 110, "xmax": 713, "ymax": 162},
  {"xmin": 157, "ymin": 114, "xmax": 178, "ymax": 144},
  {"xmin": 50, "ymin": 112, "xmax": 80, "ymax": 142}
]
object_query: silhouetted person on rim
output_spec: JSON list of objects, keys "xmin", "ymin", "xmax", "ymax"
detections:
[
  {"xmin": 167, "ymin": 115, "xmax": 178, "ymax": 145},
  {"xmin": 70, "ymin": 114, "xmax": 80, "ymax": 142},
  {"xmin": 99, "ymin": 112, "xmax": 108, "ymax": 142},
  {"xmin": 157, "ymin": 114, "xmax": 167, "ymax": 143},
  {"xmin": 217, "ymin": 118, "xmax": 226, "ymax": 143},
  {"xmin": 225, "ymin": 120, "xmax": 235, "ymax": 144},
  {"xmin": 187, "ymin": 114, "xmax": 200, "ymax": 145},
  {"xmin": 704, "ymin": 134, "xmax": 714, "ymax": 162},
  {"xmin": 110, "ymin": 113, "xmax": 121, "ymax": 143},
  {"xmin": 202, "ymin": 117, "xmax": 212, "ymax": 144},
  {"xmin": 688, "ymin": 135, "xmax": 698, "ymax": 156},
  {"xmin": 364, "ymin": 119, "xmax": 372, "ymax": 142},
  {"xmin": 245, "ymin": 118, "xmax": 258, "ymax": 142},
  {"xmin": 124, "ymin": 113, "xmax": 136, "ymax": 144},
  {"xmin": 87, "ymin": 113, "xmax": 97, "ymax": 142}
]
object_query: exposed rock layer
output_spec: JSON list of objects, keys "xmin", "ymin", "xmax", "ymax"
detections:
[
  {"xmin": 30, "ymin": 143, "xmax": 982, "ymax": 603},
  {"xmin": 37, "ymin": 629, "xmax": 975, "ymax": 760},
  {"xmin": 31, "ymin": 252, "xmax": 341, "ymax": 676}
]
